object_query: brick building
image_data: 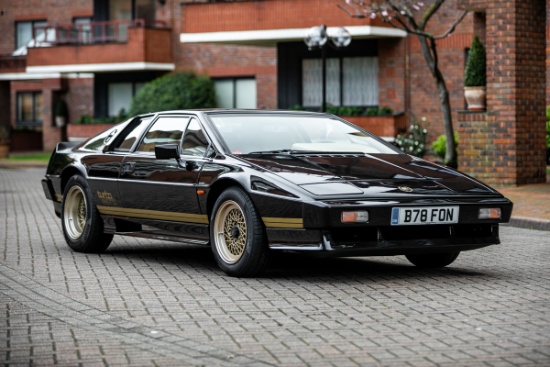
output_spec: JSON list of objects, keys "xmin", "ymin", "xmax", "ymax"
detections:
[{"xmin": 0, "ymin": 0, "xmax": 547, "ymax": 186}]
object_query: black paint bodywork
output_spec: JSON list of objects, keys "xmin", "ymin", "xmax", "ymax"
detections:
[{"xmin": 42, "ymin": 110, "xmax": 513, "ymax": 256}]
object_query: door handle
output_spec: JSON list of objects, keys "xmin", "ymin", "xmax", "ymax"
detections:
[{"xmin": 121, "ymin": 162, "xmax": 135, "ymax": 174}]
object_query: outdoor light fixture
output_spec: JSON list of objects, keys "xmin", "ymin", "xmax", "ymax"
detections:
[
  {"xmin": 330, "ymin": 27, "xmax": 352, "ymax": 48},
  {"xmin": 304, "ymin": 25, "xmax": 328, "ymax": 50},
  {"xmin": 304, "ymin": 25, "xmax": 352, "ymax": 112}
]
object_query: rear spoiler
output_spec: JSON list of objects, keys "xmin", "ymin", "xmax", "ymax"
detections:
[{"xmin": 56, "ymin": 141, "xmax": 79, "ymax": 152}]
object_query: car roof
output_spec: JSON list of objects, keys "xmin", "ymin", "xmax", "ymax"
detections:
[{"xmin": 150, "ymin": 109, "xmax": 328, "ymax": 117}]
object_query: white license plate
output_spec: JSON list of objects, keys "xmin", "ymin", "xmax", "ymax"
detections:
[{"xmin": 391, "ymin": 206, "xmax": 459, "ymax": 225}]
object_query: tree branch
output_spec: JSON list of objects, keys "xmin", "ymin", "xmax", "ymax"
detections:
[
  {"xmin": 337, "ymin": 1, "xmax": 364, "ymax": 18},
  {"xmin": 420, "ymin": 0, "xmax": 445, "ymax": 29},
  {"xmin": 434, "ymin": 10, "xmax": 469, "ymax": 40}
]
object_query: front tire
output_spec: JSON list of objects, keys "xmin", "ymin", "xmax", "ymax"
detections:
[
  {"xmin": 61, "ymin": 175, "xmax": 113, "ymax": 253},
  {"xmin": 405, "ymin": 251, "xmax": 460, "ymax": 268},
  {"xmin": 210, "ymin": 187, "xmax": 270, "ymax": 277}
]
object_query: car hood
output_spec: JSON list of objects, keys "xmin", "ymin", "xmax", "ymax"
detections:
[{"xmin": 241, "ymin": 153, "xmax": 498, "ymax": 196}]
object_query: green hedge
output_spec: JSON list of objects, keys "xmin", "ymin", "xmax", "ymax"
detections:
[{"xmin": 129, "ymin": 72, "xmax": 216, "ymax": 116}]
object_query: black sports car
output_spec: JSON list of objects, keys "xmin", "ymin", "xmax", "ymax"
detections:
[{"xmin": 42, "ymin": 110, "xmax": 513, "ymax": 276}]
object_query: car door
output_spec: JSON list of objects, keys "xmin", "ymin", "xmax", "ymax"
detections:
[
  {"xmin": 118, "ymin": 115, "xmax": 212, "ymax": 238},
  {"xmin": 82, "ymin": 115, "xmax": 153, "ymax": 210}
]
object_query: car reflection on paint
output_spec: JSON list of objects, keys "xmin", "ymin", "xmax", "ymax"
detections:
[{"xmin": 42, "ymin": 110, "xmax": 513, "ymax": 277}]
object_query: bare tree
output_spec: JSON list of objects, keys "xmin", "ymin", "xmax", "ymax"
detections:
[{"xmin": 339, "ymin": 0, "xmax": 468, "ymax": 168}]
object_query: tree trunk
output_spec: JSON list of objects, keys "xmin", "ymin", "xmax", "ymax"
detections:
[
  {"xmin": 417, "ymin": 35, "xmax": 458, "ymax": 168},
  {"xmin": 436, "ymin": 76, "xmax": 457, "ymax": 168}
]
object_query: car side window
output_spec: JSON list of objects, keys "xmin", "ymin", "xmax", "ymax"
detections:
[
  {"xmin": 111, "ymin": 116, "xmax": 153, "ymax": 152},
  {"xmin": 136, "ymin": 116, "xmax": 190, "ymax": 153},
  {"xmin": 181, "ymin": 118, "xmax": 210, "ymax": 157}
]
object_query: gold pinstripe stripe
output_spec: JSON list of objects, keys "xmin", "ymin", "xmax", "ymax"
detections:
[
  {"xmin": 262, "ymin": 217, "xmax": 304, "ymax": 229},
  {"xmin": 96, "ymin": 206, "xmax": 303, "ymax": 229},
  {"xmin": 97, "ymin": 206, "xmax": 209, "ymax": 224}
]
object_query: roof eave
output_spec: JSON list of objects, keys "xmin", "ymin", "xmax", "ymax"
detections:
[{"xmin": 180, "ymin": 26, "xmax": 408, "ymax": 47}]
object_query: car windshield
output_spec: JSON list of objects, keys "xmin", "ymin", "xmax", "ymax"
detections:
[{"xmin": 208, "ymin": 114, "xmax": 400, "ymax": 155}]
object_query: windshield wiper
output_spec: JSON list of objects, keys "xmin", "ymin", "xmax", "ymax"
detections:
[{"xmin": 247, "ymin": 149, "xmax": 293, "ymax": 155}]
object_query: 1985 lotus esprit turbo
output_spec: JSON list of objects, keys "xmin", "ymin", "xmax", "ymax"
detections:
[{"xmin": 42, "ymin": 110, "xmax": 513, "ymax": 276}]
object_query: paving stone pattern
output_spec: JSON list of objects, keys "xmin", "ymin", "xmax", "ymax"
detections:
[{"xmin": 1, "ymin": 168, "xmax": 550, "ymax": 366}]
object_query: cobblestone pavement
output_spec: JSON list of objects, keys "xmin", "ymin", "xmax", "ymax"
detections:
[{"xmin": 1, "ymin": 168, "xmax": 550, "ymax": 367}]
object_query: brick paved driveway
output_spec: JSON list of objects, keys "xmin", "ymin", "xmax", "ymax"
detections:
[{"xmin": 1, "ymin": 168, "xmax": 549, "ymax": 366}]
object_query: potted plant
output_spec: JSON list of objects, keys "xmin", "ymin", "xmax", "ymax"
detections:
[
  {"xmin": 0, "ymin": 126, "xmax": 11, "ymax": 159},
  {"xmin": 55, "ymin": 99, "xmax": 68, "ymax": 127},
  {"xmin": 464, "ymin": 36, "xmax": 487, "ymax": 111}
]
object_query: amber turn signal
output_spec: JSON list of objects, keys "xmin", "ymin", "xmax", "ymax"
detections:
[
  {"xmin": 341, "ymin": 211, "xmax": 369, "ymax": 223},
  {"xmin": 478, "ymin": 208, "xmax": 501, "ymax": 219}
]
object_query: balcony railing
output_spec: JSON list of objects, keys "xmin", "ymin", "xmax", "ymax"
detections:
[
  {"xmin": 0, "ymin": 55, "xmax": 26, "ymax": 72},
  {"xmin": 31, "ymin": 19, "xmax": 168, "ymax": 47}
]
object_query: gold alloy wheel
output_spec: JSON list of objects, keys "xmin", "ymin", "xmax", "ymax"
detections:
[
  {"xmin": 213, "ymin": 200, "xmax": 247, "ymax": 264},
  {"xmin": 64, "ymin": 186, "xmax": 87, "ymax": 240}
]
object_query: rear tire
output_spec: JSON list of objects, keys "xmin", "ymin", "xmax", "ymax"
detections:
[
  {"xmin": 61, "ymin": 175, "xmax": 113, "ymax": 253},
  {"xmin": 405, "ymin": 251, "xmax": 460, "ymax": 268},
  {"xmin": 210, "ymin": 187, "xmax": 270, "ymax": 277}
]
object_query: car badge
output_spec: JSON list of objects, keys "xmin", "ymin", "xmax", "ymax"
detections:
[{"xmin": 398, "ymin": 186, "xmax": 413, "ymax": 193}]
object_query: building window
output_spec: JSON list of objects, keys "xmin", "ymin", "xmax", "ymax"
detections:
[
  {"xmin": 214, "ymin": 78, "xmax": 256, "ymax": 108},
  {"xmin": 108, "ymin": 82, "xmax": 145, "ymax": 117},
  {"xmin": 302, "ymin": 56, "xmax": 378, "ymax": 108},
  {"xmin": 72, "ymin": 17, "xmax": 92, "ymax": 44},
  {"xmin": 16, "ymin": 92, "xmax": 43, "ymax": 126},
  {"xmin": 15, "ymin": 20, "xmax": 47, "ymax": 49}
]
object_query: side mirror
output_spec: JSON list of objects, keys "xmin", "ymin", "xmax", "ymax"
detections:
[{"xmin": 155, "ymin": 144, "xmax": 181, "ymax": 160}]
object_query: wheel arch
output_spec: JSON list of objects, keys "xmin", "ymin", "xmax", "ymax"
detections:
[
  {"xmin": 206, "ymin": 178, "xmax": 247, "ymax": 219},
  {"xmin": 60, "ymin": 166, "xmax": 87, "ymax": 194}
]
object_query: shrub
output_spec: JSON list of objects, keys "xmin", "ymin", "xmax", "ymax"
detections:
[
  {"xmin": 378, "ymin": 106, "xmax": 393, "ymax": 116},
  {"xmin": 289, "ymin": 104, "xmax": 305, "ymax": 111},
  {"xmin": 363, "ymin": 106, "xmax": 393, "ymax": 116},
  {"xmin": 464, "ymin": 36, "xmax": 486, "ymax": 87},
  {"xmin": 326, "ymin": 105, "xmax": 363, "ymax": 116},
  {"xmin": 395, "ymin": 120, "xmax": 428, "ymax": 158},
  {"xmin": 129, "ymin": 72, "xmax": 216, "ymax": 116},
  {"xmin": 55, "ymin": 99, "xmax": 68, "ymax": 117},
  {"xmin": 431, "ymin": 133, "xmax": 459, "ymax": 161}
]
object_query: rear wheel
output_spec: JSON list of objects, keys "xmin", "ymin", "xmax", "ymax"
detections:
[
  {"xmin": 405, "ymin": 251, "xmax": 460, "ymax": 268},
  {"xmin": 61, "ymin": 175, "xmax": 113, "ymax": 253},
  {"xmin": 210, "ymin": 187, "xmax": 270, "ymax": 277}
]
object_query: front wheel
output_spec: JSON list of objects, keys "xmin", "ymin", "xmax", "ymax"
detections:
[
  {"xmin": 405, "ymin": 251, "xmax": 460, "ymax": 268},
  {"xmin": 210, "ymin": 187, "xmax": 270, "ymax": 277},
  {"xmin": 61, "ymin": 175, "xmax": 113, "ymax": 253}
]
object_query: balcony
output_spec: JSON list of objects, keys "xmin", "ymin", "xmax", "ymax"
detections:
[
  {"xmin": 25, "ymin": 20, "xmax": 174, "ymax": 73},
  {"xmin": 0, "ymin": 56, "xmax": 26, "ymax": 74}
]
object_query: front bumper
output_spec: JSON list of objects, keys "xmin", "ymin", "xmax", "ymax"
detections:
[{"xmin": 267, "ymin": 223, "xmax": 500, "ymax": 255}]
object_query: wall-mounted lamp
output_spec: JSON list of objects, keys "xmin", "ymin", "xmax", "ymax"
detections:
[{"xmin": 304, "ymin": 25, "xmax": 352, "ymax": 112}]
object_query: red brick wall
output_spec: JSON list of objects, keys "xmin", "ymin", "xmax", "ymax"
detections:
[
  {"xmin": 405, "ymin": 0, "xmax": 474, "ymax": 143},
  {"xmin": 0, "ymin": 0, "xmax": 92, "ymax": 55},
  {"xmin": 66, "ymin": 77, "xmax": 94, "ymax": 124},
  {"xmin": 177, "ymin": 43, "xmax": 277, "ymax": 108},
  {"xmin": 458, "ymin": 0, "xmax": 547, "ymax": 186},
  {"xmin": 378, "ymin": 38, "xmax": 406, "ymax": 115},
  {"xmin": 181, "ymin": 0, "xmax": 378, "ymax": 33}
]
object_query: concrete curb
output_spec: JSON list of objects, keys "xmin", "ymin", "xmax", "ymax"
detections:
[
  {"xmin": 505, "ymin": 216, "xmax": 550, "ymax": 231},
  {"xmin": 0, "ymin": 162, "xmax": 47, "ymax": 169}
]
